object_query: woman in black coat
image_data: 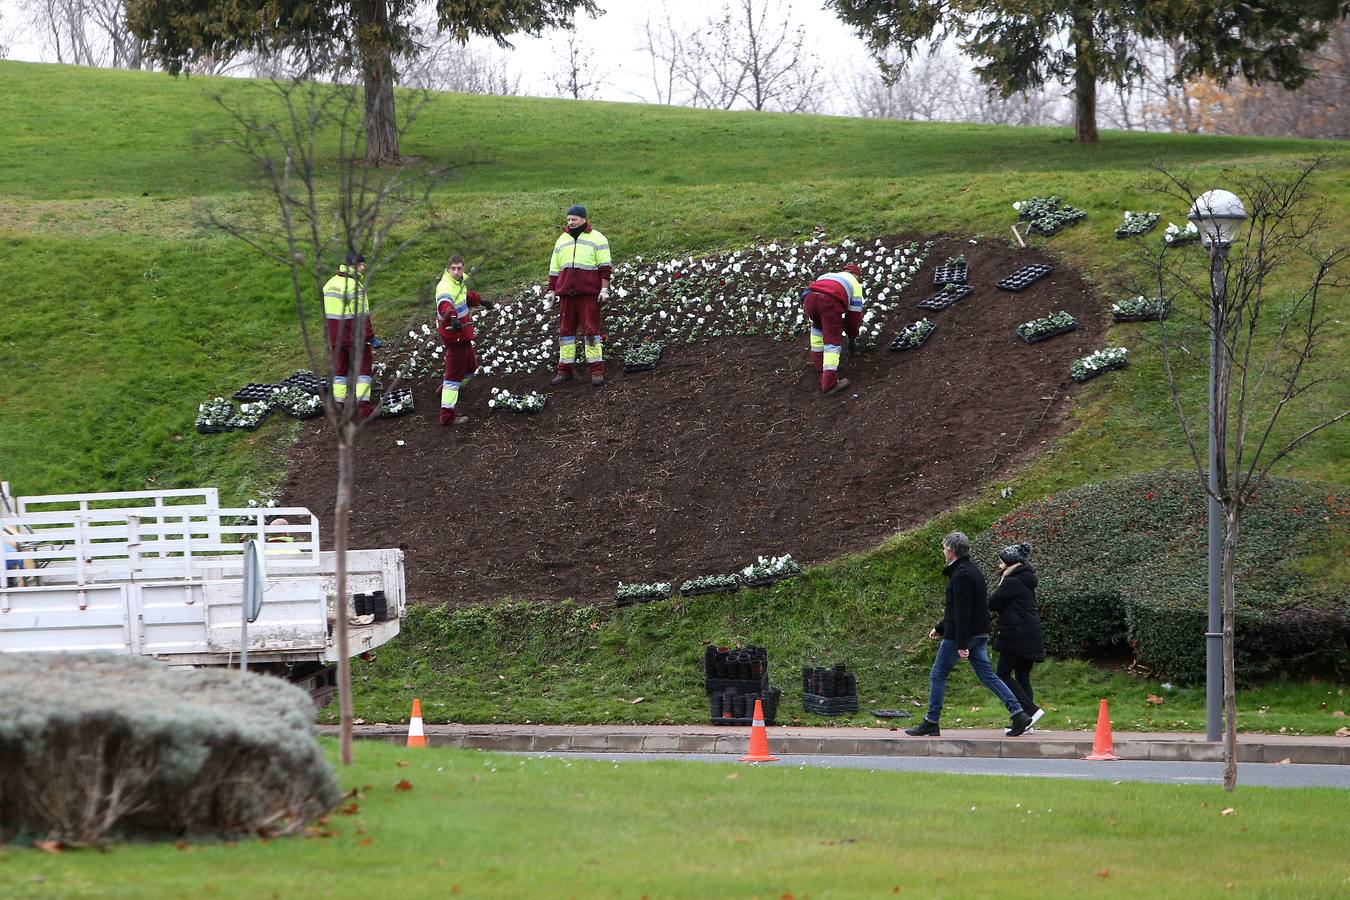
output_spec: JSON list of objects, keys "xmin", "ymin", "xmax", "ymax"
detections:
[{"xmin": 988, "ymin": 543, "xmax": 1046, "ymax": 732}]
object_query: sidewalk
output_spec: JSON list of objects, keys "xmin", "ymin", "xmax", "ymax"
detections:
[{"xmin": 322, "ymin": 723, "xmax": 1350, "ymax": 765}]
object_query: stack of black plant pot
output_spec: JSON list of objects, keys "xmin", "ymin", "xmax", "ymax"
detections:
[
  {"xmin": 801, "ymin": 663, "xmax": 860, "ymax": 715},
  {"xmin": 705, "ymin": 645, "xmax": 779, "ymax": 726},
  {"xmin": 353, "ymin": 591, "xmax": 389, "ymax": 623}
]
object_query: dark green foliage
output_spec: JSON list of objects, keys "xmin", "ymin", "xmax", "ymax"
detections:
[
  {"xmin": 0, "ymin": 654, "xmax": 340, "ymax": 845},
  {"xmin": 974, "ymin": 472, "xmax": 1350, "ymax": 684}
]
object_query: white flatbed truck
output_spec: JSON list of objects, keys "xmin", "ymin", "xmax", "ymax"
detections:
[{"xmin": 0, "ymin": 483, "xmax": 405, "ymax": 706}]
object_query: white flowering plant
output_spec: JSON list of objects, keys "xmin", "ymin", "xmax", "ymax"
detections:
[
  {"xmin": 1115, "ymin": 210, "xmax": 1159, "ymax": 238},
  {"xmin": 615, "ymin": 581, "xmax": 672, "ymax": 604},
  {"xmin": 272, "ymin": 385, "xmax": 323, "ymax": 418},
  {"xmin": 1163, "ymin": 221, "xmax": 1200, "ymax": 246},
  {"xmin": 1069, "ymin": 347, "xmax": 1129, "ymax": 382},
  {"xmin": 379, "ymin": 387, "xmax": 414, "ymax": 417},
  {"xmin": 1111, "ymin": 295, "xmax": 1169, "ymax": 321},
  {"xmin": 487, "ymin": 387, "xmax": 546, "ymax": 413},
  {"xmin": 195, "ymin": 397, "xmax": 234, "ymax": 432},
  {"xmin": 680, "ymin": 573, "xmax": 742, "ymax": 595},
  {"xmin": 1014, "ymin": 195, "xmax": 1086, "ymax": 236},
  {"xmin": 226, "ymin": 400, "xmax": 271, "ymax": 430},
  {"xmin": 623, "ymin": 340, "xmax": 663, "ymax": 370},
  {"xmin": 890, "ymin": 318, "xmax": 936, "ymax": 351},
  {"xmin": 226, "ymin": 497, "xmax": 280, "ymax": 528},
  {"xmin": 1017, "ymin": 310, "xmax": 1077, "ymax": 342},
  {"xmin": 740, "ymin": 554, "xmax": 801, "ymax": 583}
]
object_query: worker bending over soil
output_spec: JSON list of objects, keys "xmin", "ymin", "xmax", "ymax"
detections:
[
  {"xmin": 436, "ymin": 254, "xmax": 495, "ymax": 426},
  {"xmin": 546, "ymin": 205, "xmax": 612, "ymax": 387},
  {"xmin": 802, "ymin": 263, "xmax": 865, "ymax": 394},
  {"xmin": 323, "ymin": 251, "xmax": 379, "ymax": 418}
]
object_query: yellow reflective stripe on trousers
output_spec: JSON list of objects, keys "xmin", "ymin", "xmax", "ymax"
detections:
[
  {"xmin": 823, "ymin": 347, "xmax": 841, "ymax": 371},
  {"xmin": 584, "ymin": 337, "xmax": 603, "ymax": 363},
  {"xmin": 356, "ymin": 376, "xmax": 372, "ymax": 400},
  {"xmin": 809, "ymin": 328, "xmax": 824, "ymax": 352},
  {"xmin": 560, "ymin": 337, "xmax": 577, "ymax": 362},
  {"xmin": 441, "ymin": 380, "xmax": 460, "ymax": 409}
]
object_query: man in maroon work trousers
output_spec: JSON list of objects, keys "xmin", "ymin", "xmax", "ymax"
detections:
[{"xmin": 802, "ymin": 263, "xmax": 865, "ymax": 394}]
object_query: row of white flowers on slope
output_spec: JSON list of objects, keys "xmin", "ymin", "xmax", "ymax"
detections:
[{"xmin": 373, "ymin": 235, "xmax": 933, "ymax": 384}]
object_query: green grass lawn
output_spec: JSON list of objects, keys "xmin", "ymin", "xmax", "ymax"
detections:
[
  {"xmin": 1, "ymin": 740, "xmax": 1346, "ymax": 898},
  {"xmin": 2, "ymin": 60, "xmax": 1346, "ymax": 729}
]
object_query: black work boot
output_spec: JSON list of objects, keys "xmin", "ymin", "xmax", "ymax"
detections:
[
  {"xmin": 1007, "ymin": 710, "xmax": 1033, "ymax": 737},
  {"xmin": 904, "ymin": 719, "xmax": 940, "ymax": 737}
]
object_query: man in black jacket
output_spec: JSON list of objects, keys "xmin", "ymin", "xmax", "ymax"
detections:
[{"xmin": 905, "ymin": 531, "xmax": 1034, "ymax": 737}]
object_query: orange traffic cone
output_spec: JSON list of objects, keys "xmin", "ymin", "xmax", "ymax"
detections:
[
  {"xmin": 406, "ymin": 698, "xmax": 427, "ymax": 748},
  {"xmin": 739, "ymin": 698, "xmax": 780, "ymax": 763},
  {"xmin": 1083, "ymin": 698, "xmax": 1120, "ymax": 760}
]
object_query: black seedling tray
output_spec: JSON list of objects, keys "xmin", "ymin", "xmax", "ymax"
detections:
[
  {"xmin": 705, "ymin": 674, "xmax": 770, "ymax": 697},
  {"xmin": 278, "ymin": 402, "xmax": 324, "ymax": 420},
  {"xmin": 379, "ymin": 387, "xmax": 414, "ymax": 418},
  {"xmin": 1115, "ymin": 219, "xmax": 1159, "ymax": 239},
  {"xmin": 622, "ymin": 346, "xmax": 663, "ymax": 373},
  {"xmin": 1112, "ymin": 309, "xmax": 1169, "ymax": 323},
  {"xmin": 890, "ymin": 324, "xmax": 936, "ymax": 352},
  {"xmin": 1020, "ymin": 323, "xmax": 1078, "ymax": 344},
  {"xmin": 281, "ymin": 370, "xmax": 326, "ymax": 395},
  {"xmin": 997, "ymin": 265, "xmax": 1053, "ymax": 292},
  {"xmin": 615, "ymin": 591, "xmax": 669, "ymax": 608},
  {"xmin": 917, "ymin": 284, "xmax": 974, "ymax": 311},
  {"xmin": 680, "ymin": 581, "xmax": 741, "ymax": 597},
  {"xmin": 233, "ymin": 383, "xmax": 280, "ymax": 402},
  {"xmin": 744, "ymin": 573, "xmax": 794, "ymax": 589},
  {"xmin": 802, "ymin": 692, "xmax": 860, "ymax": 716},
  {"xmin": 1071, "ymin": 358, "xmax": 1129, "ymax": 383},
  {"xmin": 932, "ymin": 264, "xmax": 968, "ymax": 286},
  {"xmin": 195, "ymin": 423, "xmax": 231, "ymax": 434},
  {"xmin": 225, "ymin": 407, "xmax": 273, "ymax": 431}
]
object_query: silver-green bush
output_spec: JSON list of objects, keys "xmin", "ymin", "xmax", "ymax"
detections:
[{"xmin": 0, "ymin": 654, "xmax": 340, "ymax": 844}]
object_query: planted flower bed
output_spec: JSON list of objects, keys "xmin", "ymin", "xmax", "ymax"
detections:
[
  {"xmin": 225, "ymin": 400, "xmax": 272, "ymax": 431},
  {"xmin": 1111, "ymin": 295, "xmax": 1170, "ymax": 322},
  {"xmin": 740, "ymin": 554, "xmax": 801, "ymax": 588},
  {"xmin": 679, "ymin": 573, "xmax": 741, "ymax": 596},
  {"xmin": 195, "ymin": 397, "xmax": 234, "ymax": 434},
  {"xmin": 1115, "ymin": 210, "xmax": 1160, "ymax": 239},
  {"xmin": 890, "ymin": 318, "xmax": 937, "ymax": 352},
  {"xmin": 1163, "ymin": 221, "xmax": 1200, "ymax": 247},
  {"xmin": 1013, "ymin": 196, "xmax": 1086, "ymax": 236},
  {"xmin": 1069, "ymin": 347, "xmax": 1129, "ymax": 382},
  {"xmin": 272, "ymin": 385, "xmax": 324, "ymax": 419},
  {"xmin": 233, "ymin": 382, "xmax": 280, "ymax": 403},
  {"xmin": 614, "ymin": 581, "xmax": 672, "ymax": 608},
  {"xmin": 488, "ymin": 387, "xmax": 546, "ymax": 414},
  {"xmin": 917, "ymin": 282, "xmax": 973, "ymax": 311},
  {"xmin": 1017, "ymin": 310, "xmax": 1077, "ymax": 344},
  {"xmin": 379, "ymin": 387, "xmax": 414, "ymax": 418},
  {"xmin": 932, "ymin": 255, "xmax": 968, "ymax": 286},
  {"xmin": 281, "ymin": 370, "xmax": 326, "ymax": 395},
  {"xmin": 996, "ymin": 264, "xmax": 1053, "ymax": 292},
  {"xmin": 622, "ymin": 340, "xmax": 663, "ymax": 373}
]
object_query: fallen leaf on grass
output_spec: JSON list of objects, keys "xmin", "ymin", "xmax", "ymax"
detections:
[
  {"xmin": 726, "ymin": 773, "xmax": 739, "ymax": 780},
  {"xmin": 1332, "ymin": 710, "xmax": 1346, "ymax": 718},
  {"xmin": 1096, "ymin": 869, "xmax": 1109, "ymax": 878},
  {"xmin": 394, "ymin": 779, "xmax": 413, "ymax": 792},
  {"xmin": 1221, "ymin": 808, "xmax": 1236, "ymax": 816},
  {"xmin": 174, "ymin": 840, "xmax": 189, "ymax": 851},
  {"xmin": 353, "ymin": 718, "xmax": 366, "ymax": 725},
  {"xmin": 395, "ymin": 760, "xmax": 410, "ymax": 768},
  {"xmin": 1146, "ymin": 694, "xmax": 1165, "ymax": 706},
  {"xmin": 34, "ymin": 840, "xmax": 65, "ymax": 854},
  {"xmin": 1336, "ymin": 727, "xmax": 1350, "ymax": 738},
  {"xmin": 337, "ymin": 803, "xmax": 360, "ymax": 815},
  {"xmin": 631, "ymin": 697, "xmax": 645, "ymax": 703},
  {"xmin": 358, "ymin": 838, "xmax": 374, "ymax": 847}
]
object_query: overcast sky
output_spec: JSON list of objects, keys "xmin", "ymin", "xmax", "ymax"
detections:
[{"xmin": 0, "ymin": 0, "xmax": 873, "ymax": 109}]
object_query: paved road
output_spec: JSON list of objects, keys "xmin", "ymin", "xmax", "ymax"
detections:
[{"xmin": 515, "ymin": 751, "xmax": 1350, "ymax": 789}]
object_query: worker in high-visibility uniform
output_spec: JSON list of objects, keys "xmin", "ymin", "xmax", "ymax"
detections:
[
  {"xmin": 323, "ymin": 251, "xmax": 379, "ymax": 418},
  {"xmin": 546, "ymin": 205, "xmax": 612, "ymax": 387},
  {"xmin": 802, "ymin": 263, "xmax": 865, "ymax": 394},
  {"xmin": 435, "ymin": 254, "xmax": 496, "ymax": 426}
]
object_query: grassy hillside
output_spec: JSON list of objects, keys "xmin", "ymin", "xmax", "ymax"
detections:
[{"xmin": 2, "ymin": 61, "xmax": 1345, "ymax": 728}]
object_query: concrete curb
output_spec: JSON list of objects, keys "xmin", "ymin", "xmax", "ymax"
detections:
[{"xmin": 319, "ymin": 724, "xmax": 1350, "ymax": 765}]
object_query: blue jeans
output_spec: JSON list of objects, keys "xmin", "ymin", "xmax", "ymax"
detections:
[{"xmin": 924, "ymin": 636, "xmax": 1023, "ymax": 724}]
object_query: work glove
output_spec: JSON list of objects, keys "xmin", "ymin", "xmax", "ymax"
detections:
[
  {"xmin": 369, "ymin": 336, "xmax": 384, "ymax": 349},
  {"xmin": 447, "ymin": 316, "xmax": 462, "ymax": 331},
  {"xmin": 598, "ymin": 287, "xmax": 611, "ymax": 302},
  {"xmin": 479, "ymin": 299, "xmax": 497, "ymax": 310},
  {"xmin": 544, "ymin": 290, "xmax": 557, "ymax": 305},
  {"xmin": 846, "ymin": 336, "xmax": 857, "ymax": 355}
]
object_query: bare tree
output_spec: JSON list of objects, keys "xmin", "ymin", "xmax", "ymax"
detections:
[
  {"xmin": 211, "ymin": 77, "xmax": 453, "ymax": 765},
  {"xmin": 25, "ymin": 0, "xmax": 145, "ymax": 68},
  {"xmin": 1144, "ymin": 158, "xmax": 1348, "ymax": 791},
  {"xmin": 549, "ymin": 31, "xmax": 604, "ymax": 100},
  {"xmin": 636, "ymin": 5, "xmax": 693, "ymax": 105},
  {"xmin": 399, "ymin": 12, "xmax": 522, "ymax": 96}
]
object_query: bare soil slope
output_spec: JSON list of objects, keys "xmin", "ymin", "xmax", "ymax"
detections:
[{"xmin": 282, "ymin": 237, "xmax": 1104, "ymax": 605}]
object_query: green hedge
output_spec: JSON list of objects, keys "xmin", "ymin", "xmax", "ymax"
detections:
[
  {"xmin": 0, "ymin": 654, "xmax": 340, "ymax": 845},
  {"xmin": 973, "ymin": 471, "xmax": 1349, "ymax": 684}
]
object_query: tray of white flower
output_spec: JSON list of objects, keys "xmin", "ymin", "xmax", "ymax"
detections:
[
  {"xmin": 1017, "ymin": 311, "xmax": 1077, "ymax": 344},
  {"xmin": 622, "ymin": 341, "xmax": 663, "ymax": 373},
  {"xmin": 1013, "ymin": 196, "xmax": 1086, "ymax": 236},
  {"xmin": 740, "ymin": 554, "xmax": 802, "ymax": 588},
  {"xmin": 233, "ymin": 382, "xmax": 281, "ymax": 403},
  {"xmin": 615, "ymin": 581, "xmax": 672, "ymax": 608},
  {"xmin": 195, "ymin": 397, "xmax": 235, "ymax": 434},
  {"xmin": 488, "ymin": 387, "xmax": 547, "ymax": 414},
  {"xmin": 1115, "ymin": 211, "xmax": 1160, "ymax": 239},
  {"xmin": 1069, "ymin": 347, "xmax": 1129, "ymax": 382},
  {"xmin": 379, "ymin": 387, "xmax": 414, "ymax": 418},
  {"xmin": 272, "ymin": 385, "xmax": 324, "ymax": 419},
  {"xmin": 1163, "ymin": 221, "xmax": 1200, "ymax": 246},
  {"xmin": 1111, "ymin": 296, "xmax": 1170, "ymax": 323},
  {"xmin": 679, "ymin": 574, "xmax": 741, "ymax": 596},
  {"xmin": 890, "ymin": 318, "xmax": 937, "ymax": 352},
  {"xmin": 281, "ymin": 370, "xmax": 326, "ymax": 395},
  {"xmin": 225, "ymin": 401, "xmax": 272, "ymax": 431}
]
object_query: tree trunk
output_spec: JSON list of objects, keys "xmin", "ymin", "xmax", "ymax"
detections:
[
  {"xmin": 1222, "ymin": 507, "xmax": 1240, "ymax": 791},
  {"xmin": 334, "ymin": 428, "xmax": 356, "ymax": 765},
  {"xmin": 1072, "ymin": 13, "xmax": 1099, "ymax": 143},
  {"xmin": 357, "ymin": 0, "xmax": 400, "ymax": 166}
]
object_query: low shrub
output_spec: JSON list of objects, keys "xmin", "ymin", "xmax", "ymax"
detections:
[
  {"xmin": 0, "ymin": 654, "xmax": 340, "ymax": 845},
  {"xmin": 974, "ymin": 472, "xmax": 1349, "ymax": 684}
]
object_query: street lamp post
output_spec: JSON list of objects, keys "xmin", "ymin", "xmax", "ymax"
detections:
[{"xmin": 1187, "ymin": 189, "xmax": 1247, "ymax": 743}]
